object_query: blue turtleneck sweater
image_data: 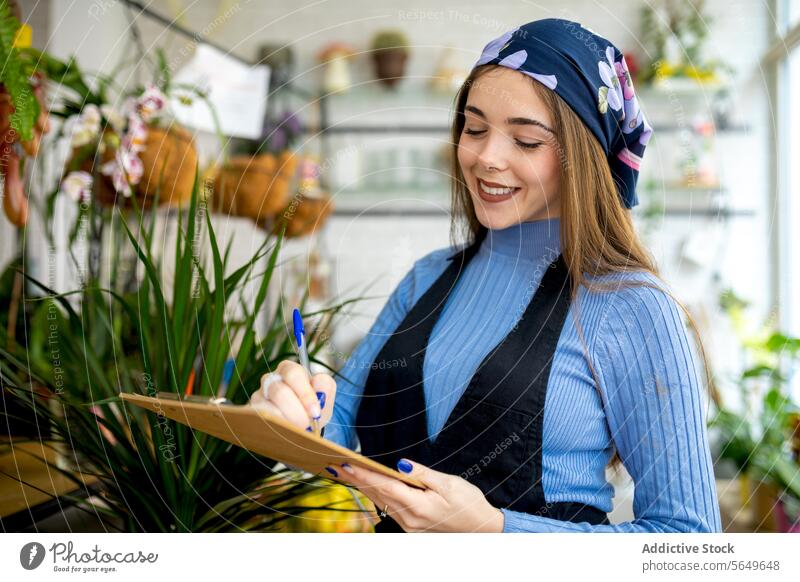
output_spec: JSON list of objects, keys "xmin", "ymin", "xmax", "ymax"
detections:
[{"xmin": 323, "ymin": 218, "xmax": 721, "ymax": 532}]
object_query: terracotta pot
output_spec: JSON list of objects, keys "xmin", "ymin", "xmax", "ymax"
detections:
[
  {"xmin": 138, "ymin": 124, "xmax": 198, "ymax": 207},
  {"xmin": 372, "ymin": 49, "xmax": 408, "ymax": 87},
  {"xmin": 67, "ymin": 127, "xmax": 117, "ymax": 204},
  {"xmin": 276, "ymin": 193, "xmax": 333, "ymax": 238},
  {"xmin": 213, "ymin": 151, "xmax": 297, "ymax": 222},
  {"xmin": 1, "ymin": 150, "xmax": 27, "ymax": 227},
  {"xmin": 1, "ymin": 74, "xmax": 51, "ymax": 226}
]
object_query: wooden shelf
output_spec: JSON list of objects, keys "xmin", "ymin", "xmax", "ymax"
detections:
[{"xmin": 0, "ymin": 440, "xmax": 98, "ymax": 530}]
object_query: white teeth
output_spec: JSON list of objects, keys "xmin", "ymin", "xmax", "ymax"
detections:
[
  {"xmin": 485, "ymin": 187, "xmax": 513, "ymax": 195},
  {"xmin": 479, "ymin": 180, "xmax": 517, "ymax": 196}
]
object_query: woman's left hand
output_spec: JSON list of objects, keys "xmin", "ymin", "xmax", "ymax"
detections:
[{"xmin": 328, "ymin": 459, "xmax": 505, "ymax": 533}]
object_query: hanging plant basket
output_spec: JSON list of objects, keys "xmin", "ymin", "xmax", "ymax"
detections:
[
  {"xmin": 276, "ymin": 193, "xmax": 334, "ymax": 238},
  {"xmin": 67, "ymin": 123, "xmax": 197, "ymax": 208},
  {"xmin": 213, "ymin": 151, "xmax": 297, "ymax": 222},
  {"xmin": 137, "ymin": 124, "xmax": 198, "ymax": 207}
]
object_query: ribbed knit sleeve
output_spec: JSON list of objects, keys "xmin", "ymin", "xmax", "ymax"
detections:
[{"xmin": 501, "ymin": 279, "xmax": 721, "ymax": 532}]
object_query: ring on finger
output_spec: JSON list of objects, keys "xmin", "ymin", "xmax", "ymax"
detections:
[{"xmin": 260, "ymin": 372, "xmax": 284, "ymax": 398}]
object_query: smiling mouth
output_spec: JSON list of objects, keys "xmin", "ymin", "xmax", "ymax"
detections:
[{"xmin": 476, "ymin": 178, "xmax": 521, "ymax": 199}]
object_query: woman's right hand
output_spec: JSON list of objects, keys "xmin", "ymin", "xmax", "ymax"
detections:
[{"xmin": 249, "ymin": 360, "xmax": 336, "ymax": 432}]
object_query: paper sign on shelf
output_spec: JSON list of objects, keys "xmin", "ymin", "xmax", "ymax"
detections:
[{"xmin": 171, "ymin": 44, "xmax": 270, "ymax": 139}]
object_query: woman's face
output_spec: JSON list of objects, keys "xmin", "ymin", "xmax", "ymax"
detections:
[{"xmin": 457, "ymin": 67, "xmax": 562, "ymax": 230}]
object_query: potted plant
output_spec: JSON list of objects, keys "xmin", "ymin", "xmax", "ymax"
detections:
[
  {"xmin": 638, "ymin": 0, "xmax": 734, "ymax": 87},
  {"xmin": 0, "ymin": 172, "xmax": 370, "ymax": 532},
  {"xmin": 214, "ymin": 105, "xmax": 304, "ymax": 223},
  {"xmin": 214, "ymin": 109, "xmax": 333, "ymax": 239},
  {"xmin": 711, "ymin": 290, "xmax": 800, "ymax": 532},
  {"xmin": 61, "ymin": 79, "xmax": 199, "ymax": 209},
  {"xmin": 0, "ymin": 0, "xmax": 51, "ymax": 227},
  {"xmin": 370, "ymin": 30, "xmax": 410, "ymax": 88},
  {"xmin": 317, "ymin": 42, "xmax": 357, "ymax": 94},
  {"xmin": 0, "ymin": 11, "xmax": 363, "ymax": 532},
  {"xmin": 272, "ymin": 155, "xmax": 333, "ymax": 239},
  {"xmin": 8, "ymin": 39, "xmax": 201, "ymax": 211},
  {"xmin": 213, "ymin": 148, "xmax": 298, "ymax": 223}
]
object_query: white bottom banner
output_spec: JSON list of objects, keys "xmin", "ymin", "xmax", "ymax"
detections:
[{"xmin": 1, "ymin": 533, "xmax": 798, "ymax": 581}]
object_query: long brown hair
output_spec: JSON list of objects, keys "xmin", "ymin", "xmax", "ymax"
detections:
[{"xmin": 449, "ymin": 64, "xmax": 718, "ymax": 467}]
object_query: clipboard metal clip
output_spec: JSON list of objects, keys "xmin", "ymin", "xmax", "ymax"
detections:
[{"xmin": 155, "ymin": 392, "xmax": 234, "ymax": 405}]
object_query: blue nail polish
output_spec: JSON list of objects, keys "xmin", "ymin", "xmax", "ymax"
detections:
[
  {"xmin": 397, "ymin": 459, "xmax": 413, "ymax": 474},
  {"xmin": 325, "ymin": 466, "xmax": 338, "ymax": 477},
  {"xmin": 316, "ymin": 391, "xmax": 326, "ymax": 410},
  {"xmin": 342, "ymin": 463, "xmax": 352, "ymax": 469},
  {"xmin": 306, "ymin": 427, "xmax": 312, "ymax": 432}
]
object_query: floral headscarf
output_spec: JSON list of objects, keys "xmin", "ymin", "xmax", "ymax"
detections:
[{"xmin": 474, "ymin": 18, "xmax": 652, "ymax": 208}]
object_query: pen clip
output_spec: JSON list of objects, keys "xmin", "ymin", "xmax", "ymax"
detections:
[{"xmin": 292, "ymin": 308, "xmax": 304, "ymax": 348}]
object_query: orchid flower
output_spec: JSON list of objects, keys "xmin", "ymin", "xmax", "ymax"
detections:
[{"xmin": 60, "ymin": 171, "xmax": 93, "ymax": 203}]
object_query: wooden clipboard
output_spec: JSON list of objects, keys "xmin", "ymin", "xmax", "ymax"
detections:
[{"xmin": 120, "ymin": 393, "xmax": 426, "ymax": 489}]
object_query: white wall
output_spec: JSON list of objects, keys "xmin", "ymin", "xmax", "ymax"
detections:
[
  {"xmin": 8, "ymin": 0, "xmax": 773, "ymax": 391},
  {"xmin": 12, "ymin": 4, "xmax": 774, "ymax": 400}
]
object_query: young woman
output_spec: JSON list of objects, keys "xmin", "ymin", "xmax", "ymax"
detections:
[{"xmin": 249, "ymin": 19, "xmax": 721, "ymax": 533}]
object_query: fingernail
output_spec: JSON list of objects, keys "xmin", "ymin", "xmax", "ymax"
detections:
[
  {"xmin": 309, "ymin": 403, "xmax": 321, "ymax": 420},
  {"xmin": 397, "ymin": 459, "xmax": 413, "ymax": 474},
  {"xmin": 306, "ymin": 426, "xmax": 312, "ymax": 432},
  {"xmin": 324, "ymin": 466, "xmax": 338, "ymax": 478},
  {"xmin": 341, "ymin": 463, "xmax": 354, "ymax": 474},
  {"xmin": 316, "ymin": 391, "xmax": 326, "ymax": 410}
]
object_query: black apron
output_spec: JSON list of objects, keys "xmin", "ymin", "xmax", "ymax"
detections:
[{"xmin": 355, "ymin": 231, "xmax": 609, "ymax": 532}]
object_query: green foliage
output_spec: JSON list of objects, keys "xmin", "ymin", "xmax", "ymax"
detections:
[
  {"xmin": 748, "ymin": 389, "xmax": 800, "ymax": 502},
  {"xmin": 637, "ymin": 0, "xmax": 734, "ymax": 85},
  {"xmin": 0, "ymin": 0, "xmax": 38, "ymax": 141},
  {"xmin": 17, "ymin": 47, "xmax": 105, "ymax": 117},
  {"xmin": 0, "ymin": 168, "xmax": 362, "ymax": 531},
  {"xmin": 711, "ymin": 289, "xmax": 800, "ymax": 503},
  {"xmin": 370, "ymin": 30, "xmax": 409, "ymax": 53}
]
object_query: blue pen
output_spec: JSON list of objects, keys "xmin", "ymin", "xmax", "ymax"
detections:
[{"xmin": 293, "ymin": 308, "xmax": 321, "ymax": 436}]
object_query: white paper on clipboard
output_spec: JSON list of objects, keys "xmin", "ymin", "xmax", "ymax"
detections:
[{"xmin": 171, "ymin": 44, "xmax": 270, "ymax": 139}]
